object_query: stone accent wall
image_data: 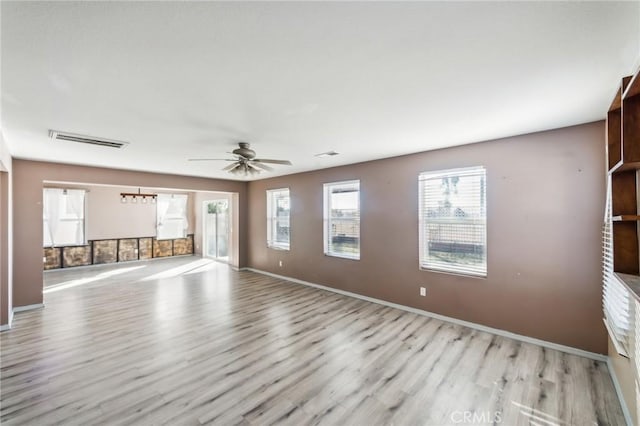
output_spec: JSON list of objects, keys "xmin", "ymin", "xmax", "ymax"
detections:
[
  {"xmin": 139, "ymin": 238, "xmax": 152, "ymax": 260},
  {"xmin": 93, "ymin": 240, "xmax": 118, "ymax": 265},
  {"xmin": 174, "ymin": 237, "xmax": 194, "ymax": 256},
  {"xmin": 118, "ymin": 239, "xmax": 138, "ymax": 262},
  {"xmin": 153, "ymin": 239, "xmax": 173, "ymax": 258},
  {"xmin": 62, "ymin": 246, "xmax": 92, "ymax": 268},
  {"xmin": 43, "ymin": 234, "xmax": 194, "ymax": 270},
  {"xmin": 44, "ymin": 247, "xmax": 62, "ymax": 270}
]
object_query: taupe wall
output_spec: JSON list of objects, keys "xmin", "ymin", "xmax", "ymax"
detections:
[
  {"xmin": 84, "ymin": 185, "xmax": 196, "ymax": 240},
  {"xmin": 247, "ymin": 121, "xmax": 608, "ymax": 353},
  {"xmin": 42, "ymin": 184, "xmax": 196, "ymax": 240},
  {"xmin": 13, "ymin": 160, "xmax": 247, "ymax": 308},
  {"xmin": 0, "ymin": 132, "xmax": 13, "ymax": 327}
]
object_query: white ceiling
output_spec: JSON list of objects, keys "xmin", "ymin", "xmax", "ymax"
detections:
[{"xmin": 2, "ymin": 1, "xmax": 639, "ymax": 181}]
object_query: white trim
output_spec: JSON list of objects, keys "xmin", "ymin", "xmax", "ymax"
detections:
[
  {"xmin": 0, "ymin": 311, "xmax": 12, "ymax": 332},
  {"xmin": 244, "ymin": 267, "xmax": 608, "ymax": 362},
  {"xmin": 607, "ymin": 358, "xmax": 634, "ymax": 426},
  {"xmin": 13, "ymin": 303, "xmax": 44, "ymax": 313},
  {"xmin": 604, "ymin": 318, "xmax": 630, "ymax": 358}
]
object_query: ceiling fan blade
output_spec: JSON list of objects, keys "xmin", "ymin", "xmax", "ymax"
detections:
[
  {"xmin": 253, "ymin": 159, "xmax": 292, "ymax": 165},
  {"xmin": 223, "ymin": 162, "xmax": 240, "ymax": 171},
  {"xmin": 249, "ymin": 161, "xmax": 273, "ymax": 172},
  {"xmin": 188, "ymin": 158, "xmax": 235, "ymax": 162}
]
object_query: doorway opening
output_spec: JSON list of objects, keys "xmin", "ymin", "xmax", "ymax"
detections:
[{"xmin": 203, "ymin": 199, "xmax": 230, "ymax": 263}]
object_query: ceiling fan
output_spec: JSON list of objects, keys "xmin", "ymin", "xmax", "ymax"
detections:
[{"xmin": 188, "ymin": 142, "xmax": 292, "ymax": 176}]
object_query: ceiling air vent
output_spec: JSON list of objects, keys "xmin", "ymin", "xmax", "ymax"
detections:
[{"xmin": 49, "ymin": 130, "xmax": 129, "ymax": 149}]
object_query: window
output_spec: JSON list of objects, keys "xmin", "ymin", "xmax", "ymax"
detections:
[
  {"xmin": 324, "ymin": 180, "xmax": 360, "ymax": 259},
  {"xmin": 419, "ymin": 166, "xmax": 486, "ymax": 277},
  {"xmin": 156, "ymin": 194, "xmax": 189, "ymax": 240},
  {"xmin": 267, "ymin": 188, "xmax": 290, "ymax": 250},
  {"xmin": 43, "ymin": 188, "xmax": 86, "ymax": 246},
  {"xmin": 603, "ymin": 175, "xmax": 631, "ymax": 356}
]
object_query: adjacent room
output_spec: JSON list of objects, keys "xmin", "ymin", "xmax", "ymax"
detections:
[{"xmin": 1, "ymin": 1, "xmax": 639, "ymax": 425}]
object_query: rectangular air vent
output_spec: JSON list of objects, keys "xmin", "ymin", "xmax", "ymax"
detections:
[{"xmin": 49, "ymin": 130, "xmax": 129, "ymax": 149}]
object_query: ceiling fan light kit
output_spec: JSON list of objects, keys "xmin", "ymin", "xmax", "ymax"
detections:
[{"xmin": 188, "ymin": 142, "xmax": 292, "ymax": 177}]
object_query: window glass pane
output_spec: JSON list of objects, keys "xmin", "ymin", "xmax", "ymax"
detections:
[
  {"xmin": 324, "ymin": 181, "xmax": 360, "ymax": 259},
  {"xmin": 267, "ymin": 189, "xmax": 290, "ymax": 249},
  {"xmin": 43, "ymin": 188, "xmax": 86, "ymax": 246},
  {"xmin": 419, "ymin": 167, "xmax": 486, "ymax": 276},
  {"xmin": 157, "ymin": 194, "xmax": 188, "ymax": 240}
]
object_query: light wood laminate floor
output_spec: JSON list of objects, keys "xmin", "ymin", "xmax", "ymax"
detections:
[{"xmin": 1, "ymin": 257, "xmax": 626, "ymax": 425}]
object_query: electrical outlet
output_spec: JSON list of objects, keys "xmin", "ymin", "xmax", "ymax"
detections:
[
  {"xmin": 279, "ymin": 260, "xmax": 283, "ymax": 267},
  {"xmin": 420, "ymin": 287, "xmax": 426, "ymax": 297}
]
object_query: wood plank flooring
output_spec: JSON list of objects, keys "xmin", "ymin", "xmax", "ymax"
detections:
[{"xmin": 0, "ymin": 256, "xmax": 627, "ymax": 425}]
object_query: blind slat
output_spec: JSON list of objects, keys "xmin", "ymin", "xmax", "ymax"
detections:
[{"xmin": 603, "ymin": 175, "xmax": 631, "ymax": 356}]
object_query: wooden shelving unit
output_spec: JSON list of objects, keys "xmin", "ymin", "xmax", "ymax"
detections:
[
  {"xmin": 612, "ymin": 215, "xmax": 640, "ymax": 222},
  {"xmin": 608, "ymin": 71, "xmax": 640, "ymax": 276},
  {"xmin": 606, "ymin": 65, "xmax": 640, "ymax": 426}
]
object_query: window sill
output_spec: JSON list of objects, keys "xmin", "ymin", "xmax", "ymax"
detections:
[
  {"xmin": 419, "ymin": 266, "xmax": 486, "ymax": 279},
  {"xmin": 325, "ymin": 252, "xmax": 360, "ymax": 261},
  {"xmin": 604, "ymin": 318, "xmax": 630, "ymax": 358},
  {"xmin": 268, "ymin": 244, "xmax": 290, "ymax": 251},
  {"xmin": 615, "ymin": 272, "xmax": 640, "ymax": 303}
]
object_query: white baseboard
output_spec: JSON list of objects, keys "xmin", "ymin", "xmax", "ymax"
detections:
[
  {"xmin": 244, "ymin": 267, "xmax": 608, "ymax": 363},
  {"xmin": 607, "ymin": 358, "xmax": 633, "ymax": 426},
  {"xmin": 1, "ymin": 310, "xmax": 15, "ymax": 332},
  {"xmin": 13, "ymin": 303, "xmax": 44, "ymax": 313}
]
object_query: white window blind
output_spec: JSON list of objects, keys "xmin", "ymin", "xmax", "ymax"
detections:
[
  {"xmin": 156, "ymin": 194, "xmax": 189, "ymax": 240},
  {"xmin": 635, "ymin": 298, "xmax": 640, "ymax": 383},
  {"xmin": 267, "ymin": 188, "xmax": 290, "ymax": 250},
  {"xmin": 602, "ymin": 175, "xmax": 631, "ymax": 356},
  {"xmin": 43, "ymin": 188, "xmax": 86, "ymax": 247},
  {"xmin": 419, "ymin": 166, "xmax": 486, "ymax": 277},
  {"xmin": 323, "ymin": 180, "xmax": 360, "ymax": 260}
]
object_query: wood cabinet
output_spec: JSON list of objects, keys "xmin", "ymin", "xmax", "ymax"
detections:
[
  {"xmin": 606, "ymin": 68, "xmax": 640, "ymax": 426},
  {"xmin": 608, "ymin": 71, "xmax": 640, "ymax": 277}
]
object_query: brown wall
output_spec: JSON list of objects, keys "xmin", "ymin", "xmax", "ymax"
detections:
[
  {"xmin": 1, "ymin": 172, "xmax": 9, "ymax": 325},
  {"xmin": 247, "ymin": 121, "xmax": 608, "ymax": 353},
  {"xmin": 13, "ymin": 160, "xmax": 247, "ymax": 308}
]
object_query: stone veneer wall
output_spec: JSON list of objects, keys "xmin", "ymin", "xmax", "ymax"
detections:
[{"xmin": 43, "ymin": 234, "xmax": 194, "ymax": 270}]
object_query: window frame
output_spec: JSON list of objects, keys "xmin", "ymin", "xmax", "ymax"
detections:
[
  {"xmin": 266, "ymin": 188, "xmax": 291, "ymax": 251},
  {"xmin": 156, "ymin": 193, "xmax": 189, "ymax": 240},
  {"xmin": 418, "ymin": 166, "xmax": 487, "ymax": 277},
  {"xmin": 323, "ymin": 180, "xmax": 360, "ymax": 260},
  {"xmin": 43, "ymin": 188, "xmax": 87, "ymax": 247}
]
